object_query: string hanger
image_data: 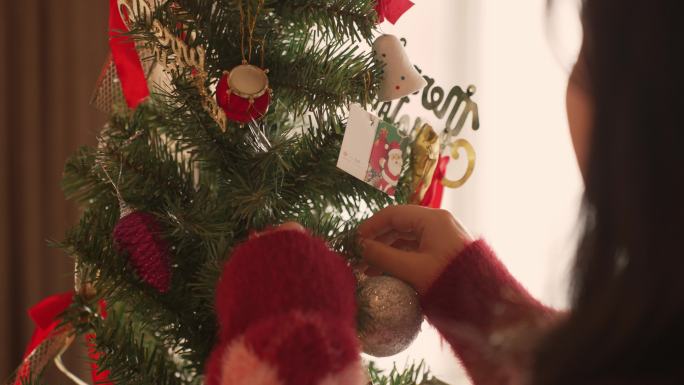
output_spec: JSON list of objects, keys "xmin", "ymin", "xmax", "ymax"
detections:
[
  {"xmin": 237, "ymin": 0, "xmax": 266, "ymax": 65},
  {"xmin": 96, "ymin": 148, "xmax": 134, "ymax": 218}
]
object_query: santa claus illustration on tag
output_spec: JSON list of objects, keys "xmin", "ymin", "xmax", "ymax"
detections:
[
  {"xmin": 378, "ymin": 141, "xmax": 403, "ymax": 195},
  {"xmin": 365, "ymin": 121, "xmax": 407, "ymax": 196}
]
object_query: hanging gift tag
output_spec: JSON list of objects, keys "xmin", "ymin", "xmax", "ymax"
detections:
[
  {"xmin": 337, "ymin": 104, "xmax": 408, "ymax": 196},
  {"xmin": 337, "ymin": 104, "xmax": 379, "ymax": 180}
]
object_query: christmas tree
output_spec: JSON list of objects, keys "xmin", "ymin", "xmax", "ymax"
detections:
[{"xmin": 8, "ymin": 1, "xmax": 479, "ymax": 384}]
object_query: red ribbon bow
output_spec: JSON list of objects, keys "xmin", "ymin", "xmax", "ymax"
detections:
[
  {"xmin": 11, "ymin": 292, "xmax": 74, "ymax": 385},
  {"xmin": 375, "ymin": 0, "xmax": 415, "ymax": 24},
  {"xmin": 13, "ymin": 292, "xmax": 114, "ymax": 385},
  {"xmin": 22, "ymin": 292, "xmax": 75, "ymax": 359}
]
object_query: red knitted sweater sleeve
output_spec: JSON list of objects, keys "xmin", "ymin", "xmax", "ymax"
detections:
[{"xmin": 420, "ymin": 240, "xmax": 558, "ymax": 385}]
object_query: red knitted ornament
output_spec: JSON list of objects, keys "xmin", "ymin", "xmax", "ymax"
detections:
[
  {"xmin": 112, "ymin": 211, "xmax": 172, "ymax": 293},
  {"xmin": 205, "ymin": 230, "xmax": 364, "ymax": 385}
]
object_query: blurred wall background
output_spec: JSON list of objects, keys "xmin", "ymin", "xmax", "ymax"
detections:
[{"xmin": 0, "ymin": 0, "xmax": 109, "ymax": 380}]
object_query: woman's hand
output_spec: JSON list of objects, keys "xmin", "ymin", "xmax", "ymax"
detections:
[
  {"xmin": 358, "ymin": 205, "xmax": 473, "ymax": 294},
  {"xmin": 271, "ymin": 222, "xmax": 306, "ymax": 233}
]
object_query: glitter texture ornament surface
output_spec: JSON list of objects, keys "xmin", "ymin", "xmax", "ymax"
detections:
[{"xmin": 357, "ymin": 276, "xmax": 423, "ymax": 357}]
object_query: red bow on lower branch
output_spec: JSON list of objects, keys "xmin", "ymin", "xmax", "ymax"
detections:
[
  {"xmin": 375, "ymin": 0, "xmax": 415, "ymax": 24},
  {"xmin": 23, "ymin": 292, "xmax": 75, "ymax": 359},
  {"xmin": 11, "ymin": 292, "xmax": 113, "ymax": 385},
  {"xmin": 10, "ymin": 292, "xmax": 74, "ymax": 385}
]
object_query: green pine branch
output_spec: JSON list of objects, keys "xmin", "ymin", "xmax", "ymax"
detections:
[
  {"xmin": 269, "ymin": 0, "xmax": 377, "ymax": 43},
  {"xmin": 130, "ymin": 0, "xmax": 380, "ymax": 125},
  {"xmin": 368, "ymin": 361, "xmax": 452, "ymax": 385},
  {"xmin": 266, "ymin": 32, "xmax": 380, "ymax": 119},
  {"xmin": 89, "ymin": 305, "xmax": 199, "ymax": 385}
]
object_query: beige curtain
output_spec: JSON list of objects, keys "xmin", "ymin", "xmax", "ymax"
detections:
[{"xmin": 0, "ymin": 0, "xmax": 109, "ymax": 381}]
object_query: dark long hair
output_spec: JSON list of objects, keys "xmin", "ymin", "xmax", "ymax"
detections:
[{"xmin": 533, "ymin": 1, "xmax": 684, "ymax": 384}]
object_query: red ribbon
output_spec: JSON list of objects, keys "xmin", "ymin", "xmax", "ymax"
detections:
[
  {"xmin": 14, "ymin": 292, "xmax": 113, "ymax": 385},
  {"xmin": 109, "ymin": 0, "xmax": 149, "ymax": 109},
  {"xmin": 22, "ymin": 292, "xmax": 75, "ymax": 359},
  {"xmin": 375, "ymin": 0, "xmax": 414, "ymax": 24},
  {"xmin": 12, "ymin": 292, "xmax": 74, "ymax": 385},
  {"xmin": 419, "ymin": 156, "xmax": 450, "ymax": 208}
]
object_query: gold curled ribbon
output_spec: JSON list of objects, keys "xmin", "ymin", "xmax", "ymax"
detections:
[{"xmin": 441, "ymin": 138, "xmax": 476, "ymax": 189}]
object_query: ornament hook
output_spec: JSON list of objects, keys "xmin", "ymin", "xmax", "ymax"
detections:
[{"xmin": 96, "ymin": 150, "xmax": 133, "ymax": 218}]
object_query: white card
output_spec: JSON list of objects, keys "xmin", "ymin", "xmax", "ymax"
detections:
[{"xmin": 337, "ymin": 104, "xmax": 380, "ymax": 181}]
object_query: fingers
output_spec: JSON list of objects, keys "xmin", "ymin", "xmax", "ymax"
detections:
[
  {"xmin": 361, "ymin": 238, "xmax": 426, "ymax": 286},
  {"xmin": 390, "ymin": 238, "xmax": 420, "ymax": 251},
  {"xmin": 358, "ymin": 205, "xmax": 429, "ymax": 239},
  {"xmin": 374, "ymin": 229, "xmax": 418, "ymax": 246},
  {"xmin": 356, "ymin": 261, "xmax": 383, "ymax": 276},
  {"xmin": 277, "ymin": 222, "xmax": 306, "ymax": 233}
]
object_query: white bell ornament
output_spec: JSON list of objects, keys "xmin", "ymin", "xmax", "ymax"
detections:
[{"xmin": 373, "ymin": 34, "xmax": 427, "ymax": 102}]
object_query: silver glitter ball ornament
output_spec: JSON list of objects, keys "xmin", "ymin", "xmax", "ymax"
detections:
[{"xmin": 357, "ymin": 275, "xmax": 423, "ymax": 357}]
